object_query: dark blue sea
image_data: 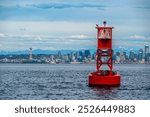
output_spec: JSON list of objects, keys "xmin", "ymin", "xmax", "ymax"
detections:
[{"xmin": 0, "ymin": 64, "xmax": 150, "ymax": 100}]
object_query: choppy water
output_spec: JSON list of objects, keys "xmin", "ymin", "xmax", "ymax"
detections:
[{"xmin": 0, "ymin": 64, "xmax": 150, "ymax": 100}]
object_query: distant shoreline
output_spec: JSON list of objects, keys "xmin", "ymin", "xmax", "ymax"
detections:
[{"xmin": 0, "ymin": 62, "xmax": 149, "ymax": 65}]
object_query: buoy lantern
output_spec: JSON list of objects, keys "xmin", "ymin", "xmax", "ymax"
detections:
[{"xmin": 88, "ymin": 21, "xmax": 121, "ymax": 86}]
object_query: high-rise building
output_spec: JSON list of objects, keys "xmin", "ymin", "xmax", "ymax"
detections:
[
  {"xmin": 134, "ymin": 53, "xmax": 138, "ymax": 61},
  {"xmin": 116, "ymin": 52, "xmax": 120, "ymax": 56},
  {"xmin": 79, "ymin": 51, "xmax": 84, "ymax": 60},
  {"xmin": 138, "ymin": 49, "xmax": 143, "ymax": 61},
  {"xmin": 76, "ymin": 51, "xmax": 82, "ymax": 62},
  {"xmin": 92, "ymin": 52, "xmax": 96, "ymax": 60},
  {"xmin": 58, "ymin": 51, "xmax": 61, "ymax": 59},
  {"xmin": 112, "ymin": 51, "xmax": 116, "ymax": 61},
  {"xmin": 123, "ymin": 51, "xmax": 128, "ymax": 59},
  {"xmin": 70, "ymin": 52, "xmax": 76, "ymax": 61},
  {"xmin": 84, "ymin": 50, "xmax": 91, "ymax": 58},
  {"xmin": 129, "ymin": 51, "xmax": 134, "ymax": 61},
  {"xmin": 120, "ymin": 52, "xmax": 125, "ymax": 63},
  {"xmin": 145, "ymin": 45, "xmax": 149, "ymax": 62}
]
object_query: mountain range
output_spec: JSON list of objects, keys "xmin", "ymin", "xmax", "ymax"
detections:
[{"xmin": 0, "ymin": 48, "xmax": 139, "ymax": 55}]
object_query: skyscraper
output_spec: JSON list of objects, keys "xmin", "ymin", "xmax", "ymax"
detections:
[
  {"xmin": 138, "ymin": 49, "xmax": 143, "ymax": 61},
  {"xmin": 129, "ymin": 51, "xmax": 134, "ymax": 61},
  {"xmin": 58, "ymin": 51, "xmax": 61, "ymax": 59},
  {"xmin": 145, "ymin": 45, "xmax": 149, "ymax": 63},
  {"xmin": 84, "ymin": 50, "xmax": 91, "ymax": 58}
]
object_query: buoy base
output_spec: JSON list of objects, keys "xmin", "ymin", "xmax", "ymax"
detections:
[{"xmin": 88, "ymin": 71, "xmax": 121, "ymax": 86}]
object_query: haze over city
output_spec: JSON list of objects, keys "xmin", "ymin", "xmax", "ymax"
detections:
[{"xmin": 0, "ymin": 0, "xmax": 150, "ymax": 51}]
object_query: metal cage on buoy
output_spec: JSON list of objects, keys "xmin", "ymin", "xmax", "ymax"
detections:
[{"xmin": 88, "ymin": 21, "xmax": 121, "ymax": 86}]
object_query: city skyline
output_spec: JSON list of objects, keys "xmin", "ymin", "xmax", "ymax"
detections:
[
  {"xmin": 0, "ymin": 45, "xmax": 149, "ymax": 64},
  {"xmin": 0, "ymin": 0, "xmax": 150, "ymax": 51}
]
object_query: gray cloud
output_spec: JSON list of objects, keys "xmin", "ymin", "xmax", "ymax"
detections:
[
  {"xmin": 0, "ymin": 33, "xmax": 95, "ymax": 51},
  {"xmin": 135, "ymin": 6, "xmax": 150, "ymax": 9},
  {"xmin": 28, "ymin": 3, "xmax": 107, "ymax": 10}
]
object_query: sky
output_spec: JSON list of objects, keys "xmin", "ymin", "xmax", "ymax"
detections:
[{"xmin": 0, "ymin": 0, "xmax": 150, "ymax": 51}]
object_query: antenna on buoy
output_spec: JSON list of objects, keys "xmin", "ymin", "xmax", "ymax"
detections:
[{"xmin": 103, "ymin": 21, "xmax": 106, "ymax": 27}]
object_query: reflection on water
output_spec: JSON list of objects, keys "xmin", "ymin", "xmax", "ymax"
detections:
[
  {"xmin": 0, "ymin": 64, "xmax": 150, "ymax": 100},
  {"xmin": 90, "ymin": 86, "xmax": 120, "ymax": 99}
]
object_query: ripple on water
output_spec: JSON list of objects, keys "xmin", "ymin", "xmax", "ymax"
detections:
[{"xmin": 0, "ymin": 64, "xmax": 150, "ymax": 99}]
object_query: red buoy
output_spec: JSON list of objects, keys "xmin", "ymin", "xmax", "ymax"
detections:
[{"xmin": 88, "ymin": 21, "xmax": 121, "ymax": 86}]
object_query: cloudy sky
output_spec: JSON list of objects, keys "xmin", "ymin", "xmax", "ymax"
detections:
[{"xmin": 0, "ymin": 0, "xmax": 150, "ymax": 51}]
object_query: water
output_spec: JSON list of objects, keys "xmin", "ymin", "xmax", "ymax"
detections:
[{"xmin": 0, "ymin": 64, "xmax": 150, "ymax": 100}]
